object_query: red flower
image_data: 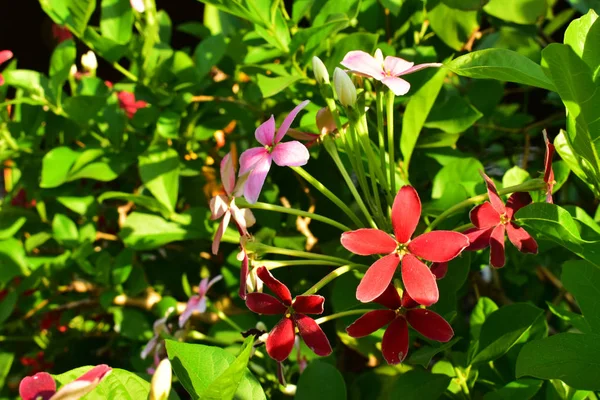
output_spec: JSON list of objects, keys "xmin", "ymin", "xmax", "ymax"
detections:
[
  {"xmin": 346, "ymin": 284, "xmax": 453, "ymax": 364},
  {"xmin": 51, "ymin": 24, "xmax": 73, "ymax": 43},
  {"xmin": 245, "ymin": 266, "xmax": 332, "ymax": 362},
  {"xmin": 543, "ymin": 130, "xmax": 555, "ymax": 204},
  {"xmin": 341, "ymin": 186, "xmax": 470, "ymax": 305},
  {"xmin": 117, "ymin": 92, "xmax": 147, "ymax": 118},
  {"xmin": 20, "ymin": 364, "xmax": 111, "ymax": 400},
  {"xmin": 0, "ymin": 50, "xmax": 13, "ymax": 86},
  {"xmin": 464, "ymin": 172, "xmax": 538, "ymax": 268}
]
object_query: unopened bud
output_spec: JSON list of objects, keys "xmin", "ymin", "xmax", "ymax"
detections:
[
  {"xmin": 81, "ymin": 51, "xmax": 97, "ymax": 73},
  {"xmin": 333, "ymin": 68, "xmax": 356, "ymax": 108},
  {"xmin": 312, "ymin": 56, "xmax": 329, "ymax": 84},
  {"xmin": 316, "ymin": 107, "xmax": 336, "ymax": 135},
  {"xmin": 149, "ymin": 359, "xmax": 172, "ymax": 400},
  {"xmin": 130, "ymin": 0, "xmax": 145, "ymax": 12},
  {"xmin": 69, "ymin": 64, "xmax": 78, "ymax": 77}
]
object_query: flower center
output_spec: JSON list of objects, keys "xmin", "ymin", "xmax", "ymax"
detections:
[
  {"xmin": 264, "ymin": 144, "xmax": 274, "ymax": 153},
  {"xmin": 499, "ymin": 212, "xmax": 510, "ymax": 225},
  {"xmin": 395, "ymin": 242, "xmax": 409, "ymax": 256}
]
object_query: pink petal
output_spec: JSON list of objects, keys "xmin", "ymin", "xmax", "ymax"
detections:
[
  {"xmin": 406, "ymin": 309, "xmax": 453, "ymax": 342},
  {"xmin": 293, "ymin": 295, "xmax": 325, "ymax": 315},
  {"xmin": 340, "ymin": 228, "xmax": 397, "ymax": 256},
  {"xmin": 19, "ymin": 373, "xmax": 56, "ymax": 400},
  {"xmin": 396, "ymin": 62, "xmax": 443, "ymax": 76},
  {"xmin": 239, "ymin": 147, "xmax": 267, "ymax": 175},
  {"xmin": 464, "ymin": 227, "xmax": 493, "ymax": 251},
  {"xmin": 294, "ymin": 314, "xmax": 332, "ymax": 357},
  {"xmin": 141, "ymin": 335, "xmax": 159, "ymax": 359},
  {"xmin": 266, "ymin": 317, "xmax": 295, "ymax": 362},
  {"xmin": 220, "ymin": 153, "xmax": 236, "ymax": 196},
  {"xmin": 381, "ymin": 316, "xmax": 409, "ymax": 364},
  {"xmin": 246, "ymin": 293, "xmax": 288, "ymax": 315},
  {"xmin": 506, "ymin": 222, "xmax": 538, "ymax": 254},
  {"xmin": 340, "ymin": 50, "xmax": 385, "ymax": 80},
  {"xmin": 383, "ymin": 56, "xmax": 414, "ymax": 76},
  {"xmin": 490, "ymin": 224, "xmax": 506, "ymax": 268},
  {"xmin": 255, "ymin": 115, "xmax": 276, "ymax": 146},
  {"xmin": 274, "ymin": 100, "xmax": 310, "ymax": 144},
  {"xmin": 316, "ymin": 107, "xmax": 336, "ymax": 134},
  {"xmin": 346, "ymin": 310, "xmax": 396, "ymax": 338},
  {"xmin": 76, "ymin": 365, "xmax": 112, "ymax": 383},
  {"xmin": 243, "ymin": 154, "xmax": 272, "ymax": 204},
  {"xmin": 373, "ymin": 283, "xmax": 403, "ymax": 310},
  {"xmin": 544, "ymin": 131, "xmax": 555, "ymax": 203},
  {"xmin": 256, "ymin": 266, "xmax": 292, "ymax": 306},
  {"xmin": 392, "ymin": 186, "xmax": 421, "ymax": 243},
  {"xmin": 481, "ymin": 172, "xmax": 506, "ymax": 215},
  {"xmin": 229, "ymin": 203, "xmax": 249, "ymax": 235},
  {"xmin": 0, "ymin": 50, "xmax": 13, "ymax": 66},
  {"xmin": 408, "ymin": 231, "xmax": 470, "ymax": 262},
  {"xmin": 238, "ymin": 248, "xmax": 249, "ymax": 300},
  {"xmin": 469, "ymin": 202, "xmax": 500, "ymax": 229},
  {"xmin": 271, "ymin": 141, "xmax": 309, "ymax": 167},
  {"xmin": 401, "ymin": 254, "xmax": 439, "ymax": 306},
  {"xmin": 200, "ymin": 275, "xmax": 222, "ymax": 296},
  {"xmin": 210, "ymin": 195, "xmax": 229, "ymax": 220},
  {"xmin": 178, "ymin": 296, "xmax": 200, "ymax": 327},
  {"xmin": 431, "ymin": 262, "xmax": 448, "ymax": 279},
  {"xmin": 356, "ymin": 253, "xmax": 401, "ymax": 303},
  {"xmin": 382, "ymin": 76, "xmax": 411, "ymax": 96},
  {"xmin": 505, "ymin": 192, "xmax": 532, "ymax": 220},
  {"xmin": 0, "ymin": 74, "xmax": 4, "ymax": 86},
  {"xmin": 211, "ymin": 210, "xmax": 230, "ymax": 255}
]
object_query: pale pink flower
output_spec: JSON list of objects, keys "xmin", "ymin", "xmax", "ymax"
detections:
[
  {"xmin": 341, "ymin": 49, "xmax": 442, "ymax": 96},
  {"xmin": 130, "ymin": 0, "xmax": 145, "ymax": 12},
  {"xmin": 210, "ymin": 152, "xmax": 256, "ymax": 255},
  {"xmin": 141, "ymin": 312, "xmax": 172, "ymax": 360},
  {"xmin": 178, "ymin": 275, "xmax": 222, "ymax": 327},
  {"xmin": 0, "ymin": 50, "xmax": 14, "ymax": 86},
  {"xmin": 19, "ymin": 365, "xmax": 111, "ymax": 400},
  {"xmin": 239, "ymin": 100, "xmax": 310, "ymax": 203}
]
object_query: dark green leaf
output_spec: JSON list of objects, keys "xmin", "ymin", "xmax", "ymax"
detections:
[
  {"xmin": 49, "ymin": 39, "xmax": 76, "ymax": 90},
  {"xmin": 98, "ymin": 191, "xmax": 172, "ymax": 218},
  {"xmin": 483, "ymin": 378, "xmax": 543, "ymax": 400},
  {"xmin": 296, "ymin": 361, "xmax": 347, "ymax": 400},
  {"xmin": 562, "ymin": 260, "xmax": 600, "ymax": 334},
  {"xmin": 0, "ymin": 352, "xmax": 14, "ymax": 390},
  {"xmin": 194, "ymin": 34, "xmax": 228, "ymax": 79},
  {"xmin": 389, "ymin": 369, "xmax": 451, "ymax": 400},
  {"xmin": 0, "ymin": 291, "xmax": 17, "ymax": 325},
  {"xmin": 0, "ymin": 239, "xmax": 28, "ymax": 284},
  {"xmin": 100, "ymin": 0, "xmax": 134, "ymax": 44},
  {"xmin": 138, "ymin": 145, "xmax": 180, "ymax": 212},
  {"xmin": 408, "ymin": 338, "xmax": 461, "ymax": 367},
  {"xmin": 429, "ymin": 3, "xmax": 479, "ymax": 51},
  {"xmin": 470, "ymin": 297, "xmax": 498, "ymax": 340}
]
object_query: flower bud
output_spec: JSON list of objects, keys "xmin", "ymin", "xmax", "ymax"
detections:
[
  {"xmin": 130, "ymin": 0, "xmax": 146, "ymax": 12},
  {"xmin": 81, "ymin": 51, "xmax": 97, "ymax": 73},
  {"xmin": 69, "ymin": 64, "xmax": 78, "ymax": 77},
  {"xmin": 149, "ymin": 359, "xmax": 172, "ymax": 400},
  {"xmin": 316, "ymin": 107, "xmax": 336, "ymax": 135},
  {"xmin": 312, "ymin": 56, "xmax": 329, "ymax": 84},
  {"xmin": 333, "ymin": 68, "xmax": 357, "ymax": 108}
]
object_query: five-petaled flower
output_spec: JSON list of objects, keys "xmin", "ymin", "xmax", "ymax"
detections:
[
  {"xmin": 464, "ymin": 172, "xmax": 538, "ymax": 268},
  {"xmin": 543, "ymin": 130, "xmax": 555, "ymax": 203},
  {"xmin": 341, "ymin": 49, "xmax": 442, "ymax": 96},
  {"xmin": 117, "ymin": 91, "xmax": 147, "ymax": 118},
  {"xmin": 19, "ymin": 364, "xmax": 111, "ymax": 400},
  {"xmin": 179, "ymin": 275, "xmax": 222, "ymax": 327},
  {"xmin": 0, "ymin": 50, "xmax": 13, "ymax": 86},
  {"xmin": 346, "ymin": 284, "xmax": 453, "ymax": 365},
  {"xmin": 211, "ymin": 152, "xmax": 256, "ymax": 255},
  {"xmin": 341, "ymin": 186, "xmax": 470, "ymax": 305},
  {"xmin": 245, "ymin": 266, "xmax": 332, "ymax": 362},
  {"xmin": 239, "ymin": 100, "xmax": 310, "ymax": 204}
]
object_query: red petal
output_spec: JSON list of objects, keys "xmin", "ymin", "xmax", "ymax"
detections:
[
  {"xmin": 506, "ymin": 222, "xmax": 538, "ymax": 254},
  {"xmin": 293, "ymin": 295, "xmax": 325, "ymax": 315},
  {"xmin": 256, "ymin": 266, "xmax": 292, "ymax": 306},
  {"xmin": 431, "ymin": 262, "xmax": 448, "ymax": 280},
  {"xmin": 392, "ymin": 186, "xmax": 421, "ymax": 243},
  {"xmin": 490, "ymin": 224, "xmax": 506, "ymax": 268},
  {"xmin": 19, "ymin": 373, "xmax": 56, "ymax": 400},
  {"xmin": 239, "ymin": 250, "xmax": 249, "ymax": 300},
  {"xmin": 373, "ymin": 283, "xmax": 402, "ymax": 310},
  {"xmin": 381, "ymin": 316, "xmax": 409, "ymax": 364},
  {"xmin": 481, "ymin": 172, "xmax": 506, "ymax": 215},
  {"xmin": 464, "ymin": 227, "xmax": 493, "ymax": 251},
  {"xmin": 340, "ymin": 229, "xmax": 397, "ymax": 255},
  {"xmin": 266, "ymin": 317, "xmax": 295, "ymax": 362},
  {"xmin": 469, "ymin": 202, "xmax": 500, "ymax": 229},
  {"xmin": 544, "ymin": 130, "xmax": 555, "ymax": 204},
  {"xmin": 346, "ymin": 310, "xmax": 396, "ymax": 338},
  {"xmin": 406, "ymin": 309, "xmax": 454, "ymax": 342},
  {"xmin": 246, "ymin": 293, "xmax": 287, "ymax": 315},
  {"xmin": 408, "ymin": 231, "xmax": 470, "ymax": 262},
  {"xmin": 76, "ymin": 364, "xmax": 112, "ymax": 382},
  {"xmin": 401, "ymin": 290, "xmax": 419, "ymax": 309},
  {"xmin": 401, "ymin": 254, "xmax": 439, "ymax": 306},
  {"xmin": 356, "ymin": 254, "xmax": 400, "ymax": 303},
  {"xmin": 294, "ymin": 314, "xmax": 332, "ymax": 357},
  {"xmin": 505, "ymin": 192, "xmax": 532, "ymax": 220}
]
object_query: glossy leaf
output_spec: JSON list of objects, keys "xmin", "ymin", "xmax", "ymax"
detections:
[
  {"xmin": 295, "ymin": 361, "xmax": 347, "ymax": 400},
  {"xmin": 138, "ymin": 145, "xmax": 180, "ymax": 212},
  {"xmin": 483, "ymin": 378, "xmax": 543, "ymax": 400},
  {"xmin": 483, "ymin": 0, "xmax": 547, "ymax": 25},
  {"xmin": 389, "ymin": 369, "xmax": 451, "ymax": 400},
  {"xmin": 470, "ymin": 297, "xmax": 498, "ymax": 340},
  {"xmin": 100, "ymin": 0, "xmax": 134, "ymax": 44},
  {"xmin": 562, "ymin": 260, "xmax": 600, "ymax": 334}
]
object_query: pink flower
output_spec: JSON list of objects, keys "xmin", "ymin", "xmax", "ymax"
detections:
[
  {"xmin": 19, "ymin": 365, "xmax": 111, "ymax": 400},
  {"xmin": 340, "ymin": 49, "xmax": 442, "ymax": 96},
  {"xmin": 245, "ymin": 266, "xmax": 332, "ymax": 362},
  {"xmin": 117, "ymin": 92, "xmax": 147, "ymax": 118},
  {"xmin": 130, "ymin": 0, "xmax": 145, "ymax": 12},
  {"xmin": 239, "ymin": 101, "xmax": 311, "ymax": 203},
  {"xmin": 141, "ymin": 312, "xmax": 172, "ymax": 360},
  {"xmin": 210, "ymin": 152, "xmax": 256, "ymax": 255},
  {"xmin": 543, "ymin": 131, "xmax": 555, "ymax": 203},
  {"xmin": 341, "ymin": 186, "xmax": 470, "ymax": 305},
  {"xmin": 237, "ymin": 238, "xmax": 251, "ymax": 300},
  {"xmin": 179, "ymin": 275, "xmax": 222, "ymax": 327},
  {"xmin": 0, "ymin": 50, "xmax": 14, "ymax": 86}
]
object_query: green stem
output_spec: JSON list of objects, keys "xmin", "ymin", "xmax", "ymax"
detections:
[
  {"xmin": 260, "ymin": 260, "xmax": 344, "ymax": 269},
  {"xmin": 302, "ymin": 265, "xmax": 364, "ymax": 295},
  {"xmin": 347, "ymin": 124, "xmax": 374, "ymax": 212},
  {"xmin": 236, "ymin": 198, "xmax": 352, "ymax": 231},
  {"xmin": 386, "ymin": 90, "xmax": 396, "ymax": 194},
  {"xmin": 314, "ymin": 309, "xmax": 373, "ymax": 325},
  {"xmin": 210, "ymin": 305, "xmax": 243, "ymax": 331},
  {"xmin": 291, "ymin": 166, "xmax": 363, "ymax": 228},
  {"xmin": 355, "ymin": 117, "xmax": 383, "ymax": 220},
  {"xmin": 454, "ymin": 223, "xmax": 474, "ymax": 232},
  {"xmin": 454, "ymin": 367, "xmax": 471, "ymax": 399},
  {"xmin": 376, "ymin": 89, "xmax": 389, "ymax": 194},
  {"xmin": 188, "ymin": 330, "xmax": 236, "ymax": 346},
  {"xmin": 425, "ymin": 179, "xmax": 546, "ymax": 232},
  {"xmin": 245, "ymin": 242, "xmax": 355, "ymax": 265}
]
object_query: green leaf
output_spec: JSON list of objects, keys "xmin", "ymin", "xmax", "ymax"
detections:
[
  {"xmin": 0, "ymin": 239, "xmax": 28, "ymax": 284},
  {"xmin": 564, "ymin": 10, "xmax": 598, "ymax": 62},
  {"xmin": 446, "ymin": 49, "xmax": 556, "ymax": 91},
  {"xmin": 3, "ymin": 70, "xmax": 55, "ymax": 104},
  {"xmin": 54, "ymin": 367, "xmax": 151, "ymax": 399},
  {"xmin": 442, "ymin": 0, "xmax": 489, "ymax": 10},
  {"xmin": 324, "ymin": 32, "xmax": 379, "ymax": 72},
  {"xmin": 0, "ymin": 211, "xmax": 27, "ymax": 240},
  {"xmin": 113, "ymin": 248, "xmax": 134, "ymax": 285},
  {"xmin": 401, "ymin": 67, "xmax": 447, "ymax": 169},
  {"xmin": 40, "ymin": 146, "xmax": 79, "ymax": 188},
  {"xmin": 138, "ymin": 145, "xmax": 180, "ymax": 212},
  {"xmin": 502, "ymin": 166, "xmax": 530, "ymax": 188},
  {"xmin": 516, "ymin": 333, "xmax": 600, "ymax": 391},
  {"xmin": 470, "ymin": 297, "xmax": 498, "ymax": 340},
  {"xmin": 100, "ymin": 0, "xmax": 134, "ymax": 44},
  {"xmin": 428, "ymin": 2, "xmax": 479, "ymax": 51},
  {"xmin": 166, "ymin": 340, "xmax": 265, "ymax": 400},
  {"xmin": 515, "ymin": 203, "xmax": 600, "ymax": 267},
  {"xmin": 57, "ymin": 196, "xmax": 96, "ymax": 216},
  {"xmin": 291, "ymin": 16, "xmax": 349, "ymax": 62},
  {"xmin": 408, "ymin": 338, "xmax": 461, "ymax": 367},
  {"xmin": 49, "ymin": 39, "xmax": 76, "ymax": 90},
  {"xmin": 389, "ymin": 369, "xmax": 451, "ymax": 400},
  {"xmin": 156, "ymin": 111, "xmax": 181, "ymax": 139},
  {"xmin": 63, "ymin": 95, "xmax": 108, "ymax": 125},
  {"xmin": 547, "ymin": 302, "xmax": 591, "ymax": 333},
  {"xmin": 194, "ymin": 34, "xmax": 228, "ymax": 80},
  {"xmin": 82, "ymin": 27, "xmax": 128, "ymax": 63},
  {"xmin": 201, "ymin": 336, "xmax": 256, "ymax": 400},
  {"xmin": 0, "ymin": 352, "xmax": 14, "ymax": 390},
  {"xmin": 0, "ymin": 291, "xmax": 17, "ymax": 325},
  {"xmin": 483, "ymin": 0, "xmax": 546, "ymax": 25},
  {"xmin": 562, "ymin": 260, "xmax": 600, "ymax": 334},
  {"xmin": 432, "ymin": 157, "xmax": 484, "ymax": 199},
  {"xmin": 424, "ymin": 94, "xmax": 483, "ymax": 134},
  {"xmin": 470, "ymin": 303, "xmax": 544, "ymax": 365},
  {"xmin": 52, "ymin": 214, "xmax": 79, "ymax": 247},
  {"xmin": 256, "ymin": 74, "xmax": 301, "ymax": 98},
  {"xmin": 98, "ymin": 191, "xmax": 172, "ymax": 218},
  {"xmin": 296, "ymin": 361, "xmax": 347, "ymax": 400},
  {"xmin": 483, "ymin": 378, "xmax": 543, "ymax": 400}
]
